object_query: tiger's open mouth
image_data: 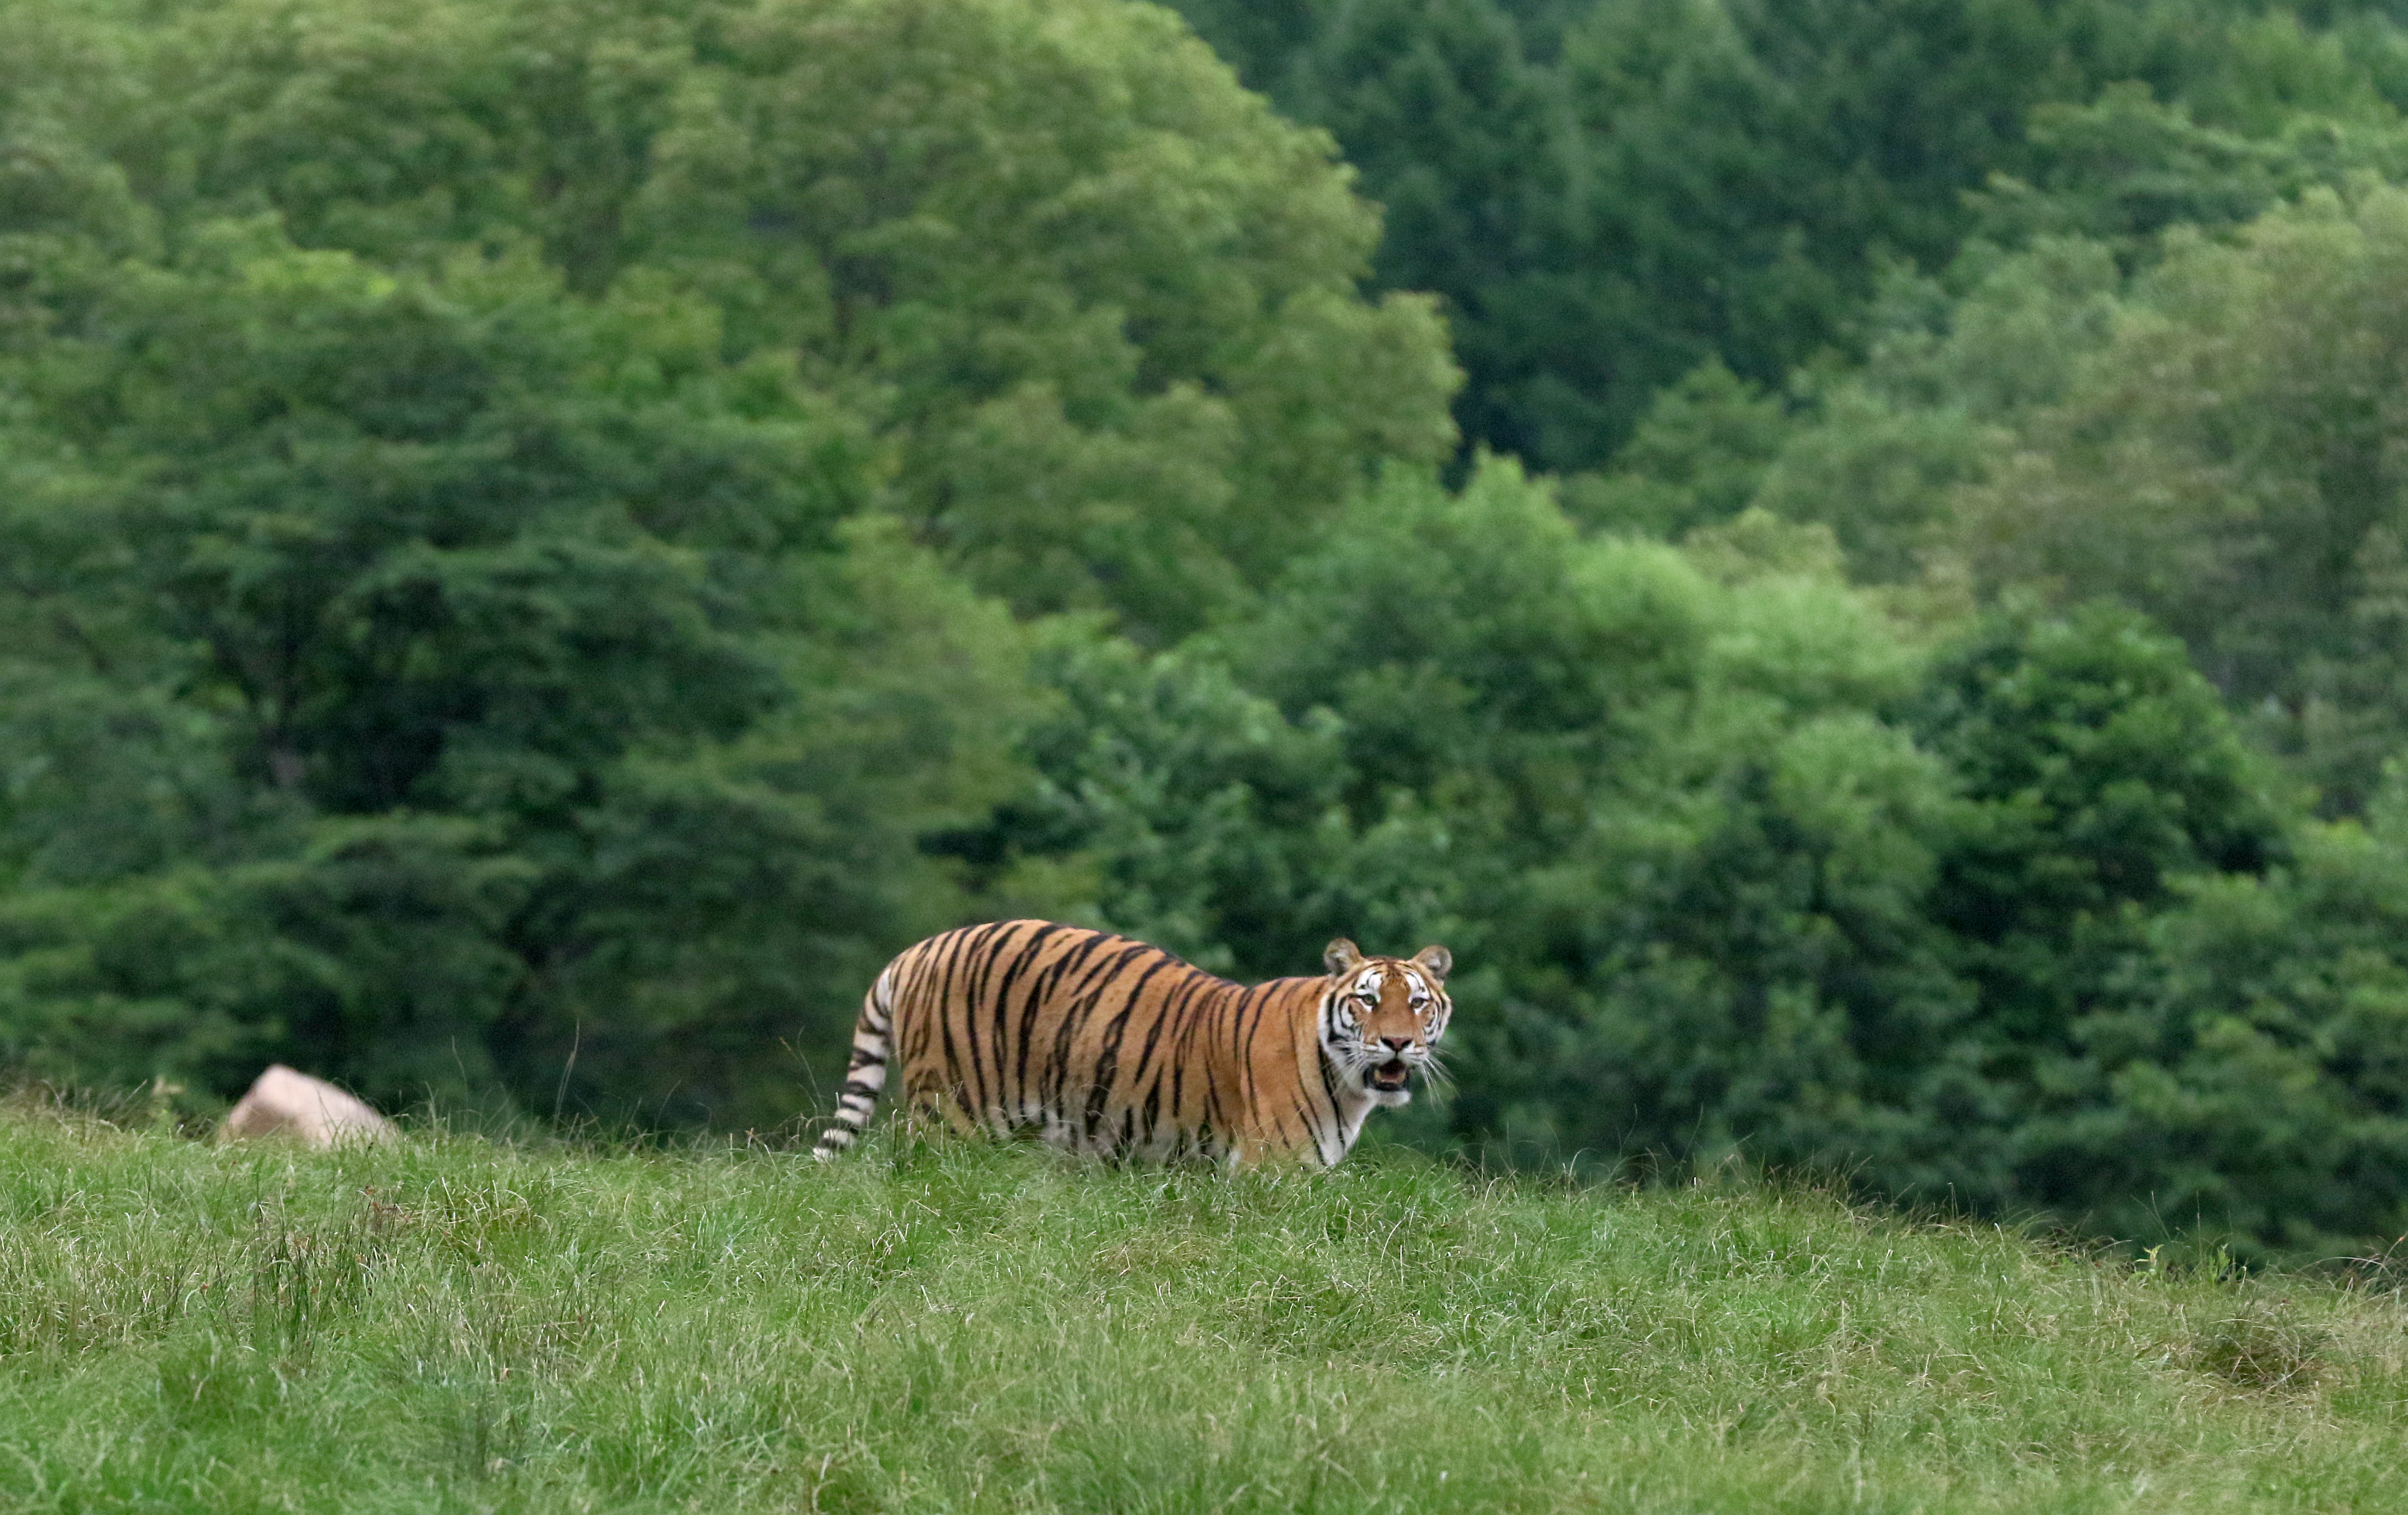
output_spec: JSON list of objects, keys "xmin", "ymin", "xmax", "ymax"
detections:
[{"xmin": 1369, "ymin": 1059, "xmax": 1411, "ymax": 1092}]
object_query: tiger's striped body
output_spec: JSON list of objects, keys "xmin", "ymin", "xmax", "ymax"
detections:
[{"xmin": 812, "ymin": 920, "xmax": 1453, "ymax": 1167}]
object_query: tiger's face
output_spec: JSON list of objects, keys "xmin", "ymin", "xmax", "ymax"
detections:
[{"xmin": 1320, "ymin": 939, "xmax": 1454, "ymax": 1108}]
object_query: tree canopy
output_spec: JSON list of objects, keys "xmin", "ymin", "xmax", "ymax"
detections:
[
  {"xmin": 1169, "ymin": 0, "xmax": 2408, "ymax": 471},
  {"xmin": 18, "ymin": 0, "xmax": 2408, "ymax": 1260}
]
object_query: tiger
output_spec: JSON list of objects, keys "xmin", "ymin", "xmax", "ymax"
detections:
[{"xmin": 811, "ymin": 920, "xmax": 1454, "ymax": 1167}]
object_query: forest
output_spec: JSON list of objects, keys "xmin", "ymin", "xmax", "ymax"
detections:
[{"xmin": 13, "ymin": 0, "xmax": 2408, "ymax": 1259}]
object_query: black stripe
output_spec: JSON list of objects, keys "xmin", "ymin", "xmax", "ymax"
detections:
[
  {"xmin": 1199, "ymin": 1055, "xmax": 1226, "ymax": 1143},
  {"xmin": 1202, "ymin": 981, "xmax": 1247, "ymax": 1134},
  {"xmin": 949, "ymin": 925, "xmax": 996, "ymax": 1118},
  {"xmin": 992, "ymin": 922, "xmax": 1070, "ymax": 1118},
  {"xmin": 1237, "ymin": 981, "xmax": 1279, "ymax": 1118},
  {"xmin": 1047, "ymin": 941, "xmax": 1149, "ymax": 1118},
  {"xmin": 1169, "ymin": 1053, "xmax": 1186, "ymax": 1131},
  {"xmin": 931, "ymin": 928, "xmax": 978, "ymax": 1115},
  {"xmin": 1080, "ymin": 951, "xmax": 1175, "ymax": 1143},
  {"xmin": 954, "ymin": 921, "xmax": 1015, "ymax": 1121},
  {"xmin": 1022, "ymin": 929, "xmax": 1115, "ymax": 1114},
  {"xmin": 894, "ymin": 941, "xmax": 934, "ymax": 1065},
  {"xmin": 1170, "ymin": 978, "xmax": 1220, "ymax": 1126},
  {"xmin": 976, "ymin": 921, "xmax": 1038, "ymax": 1118},
  {"xmin": 1143, "ymin": 970, "xmax": 1217, "ymax": 1147},
  {"xmin": 1128, "ymin": 966, "xmax": 1203, "ymax": 1093},
  {"xmin": 1314, "ymin": 1044, "xmax": 1346, "ymax": 1164}
]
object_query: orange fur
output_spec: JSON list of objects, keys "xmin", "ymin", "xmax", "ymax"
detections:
[{"xmin": 812, "ymin": 920, "xmax": 1453, "ymax": 1167}]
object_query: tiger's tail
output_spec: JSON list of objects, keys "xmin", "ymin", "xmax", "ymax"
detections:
[{"xmin": 813, "ymin": 964, "xmax": 898, "ymax": 1160}]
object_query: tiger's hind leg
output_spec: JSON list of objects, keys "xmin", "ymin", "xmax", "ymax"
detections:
[{"xmin": 813, "ymin": 966, "xmax": 898, "ymax": 1160}]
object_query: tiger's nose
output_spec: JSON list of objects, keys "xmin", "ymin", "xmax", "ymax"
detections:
[{"xmin": 1380, "ymin": 1037, "xmax": 1414, "ymax": 1054}]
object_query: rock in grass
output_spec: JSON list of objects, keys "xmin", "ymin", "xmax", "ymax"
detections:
[{"xmin": 219, "ymin": 1065, "xmax": 394, "ymax": 1148}]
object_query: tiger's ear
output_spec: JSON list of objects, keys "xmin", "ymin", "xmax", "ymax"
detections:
[
  {"xmin": 1412, "ymin": 945, "xmax": 1453, "ymax": 982},
  {"xmin": 1324, "ymin": 938, "xmax": 1364, "ymax": 975}
]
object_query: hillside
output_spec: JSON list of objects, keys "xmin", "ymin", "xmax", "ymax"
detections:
[{"xmin": 4, "ymin": 1109, "xmax": 2406, "ymax": 1511}]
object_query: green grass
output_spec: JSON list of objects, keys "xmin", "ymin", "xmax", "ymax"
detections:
[{"xmin": 5, "ymin": 1108, "xmax": 2408, "ymax": 1512}]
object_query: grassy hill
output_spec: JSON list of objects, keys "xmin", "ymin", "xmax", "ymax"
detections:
[{"xmin": 4, "ymin": 1107, "xmax": 2407, "ymax": 1512}]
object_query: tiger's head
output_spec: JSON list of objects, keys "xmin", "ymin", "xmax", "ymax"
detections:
[{"xmin": 1320, "ymin": 938, "xmax": 1454, "ymax": 1107}]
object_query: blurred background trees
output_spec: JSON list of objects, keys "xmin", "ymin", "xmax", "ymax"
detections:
[{"xmin": 18, "ymin": 0, "xmax": 2408, "ymax": 1257}]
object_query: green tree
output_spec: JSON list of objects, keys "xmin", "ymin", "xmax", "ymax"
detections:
[
  {"xmin": 1002, "ymin": 459, "xmax": 1976, "ymax": 1180},
  {"xmin": 0, "ymin": 0, "xmax": 1469, "ymax": 1122},
  {"xmin": 0, "ymin": 230, "xmax": 1038, "ymax": 1125},
  {"xmin": 1558, "ymin": 361, "xmax": 1792, "ymax": 540},
  {"xmin": 1740, "ymin": 236, "xmax": 2125, "ymax": 581},
  {"xmin": 1957, "ymin": 184, "xmax": 2408, "ymax": 811},
  {"xmin": 71, "ymin": 0, "xmax": 1458, "ymax": 637},
  {"xmin": 2053, "ymin": 785, "xmax": 2408, "ymax": 1256},
  {"xmin": 1170, "ymin": 0, "xmax": 2408, "ymax": 476},
  {"xmin": 1896, "ymin": 605, "xmax": 2287, "ymax": 1201}
]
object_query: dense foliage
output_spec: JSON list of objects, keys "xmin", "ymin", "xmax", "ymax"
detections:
[
  {"xmin": 1166, "ymin": 0, "xmax": 2408, "ymax": 471},
  {"xmin": 17, "ymin": 0, "xmax": 2408, "ymax": 1261}
]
